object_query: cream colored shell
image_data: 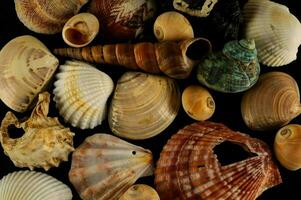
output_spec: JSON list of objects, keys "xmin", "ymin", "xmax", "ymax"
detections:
[
  {"xmin": 173, "ymin": 0, "xmax": 218, "ymax": 17},
  {"xmin": 119, "ymin": 184, "xmax": 160, "ymax": 200}
]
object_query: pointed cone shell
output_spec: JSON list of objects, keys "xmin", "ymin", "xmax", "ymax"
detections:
[
  {"xmin": 243, "ymin": 0, "xmax": 301, "ymax": 67},
  {"xmin": 53, "ymin": 60, "xmax": 114, "ymax": 129},
  {"xmin": 0, "ymin": 171, "xmax": 72, "ymax": 200},
  {"xmin": 108, "ymin": 72, "xmax": 181, "ymax": 140},
  {"xmin": 69, "ymin": 133, "xmax": 154, "ymax": 200},
  {"xmin": 0, "ymin": 35, "xmax": 59, "ymax": 112},
  {"xmin": 155, "ymin": 121, "xmax": 282, "ymax": 200},
  {"xmin": 119, "ymin": 184, "xmax": 160, "ymax": 200}
]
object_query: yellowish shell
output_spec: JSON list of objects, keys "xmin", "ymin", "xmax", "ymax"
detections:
[{"xmin": 119, "ymin": 184, "xmax": 160, "ymax": 200}]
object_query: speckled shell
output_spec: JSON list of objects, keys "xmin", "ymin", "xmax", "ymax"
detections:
[
  {"xmin": 69, "ymin": 134, "xmax": 154, "ymax": 200},
  {"xmin": 0, "ymin": 92, "xmax": 75, "ymax": 171},
  {"xmin": 53, "ymin": 60, "xmax": 114, "ymax": 129},
  {"xmin": 119, "ymin": 184, "xmax": 160, "ymax": 200},
  {"xmin": 108, "ymin": 72, "xmax": 181, "ymax": 140},
  {"xmin": 0, "ymin": 35, "xmax": 59, "ymax": 112},
  {"xmin": 0, "ymin": 171, "xmax": 72, "ymax": 200},
  {"xmin": 243, "ymin": 0, "xmax": 301, "ymax": 67},
  {"xmin": 173, "ymin": 0, "xmax": 218, "ymax": 17},
  {"xmin": 155, "ymin": 121, "xmax": 282, "ymax": 200},
  {"xmin": 197, "ymin": 39, "xmax": 260, "ymax": 93},
  {"xmin": 241, "ymin": 72, "xmax": 301, "ymax": 131},
  {"xmin": 15, "ymin": 0, "xmax": 89, "ymax": 34}
]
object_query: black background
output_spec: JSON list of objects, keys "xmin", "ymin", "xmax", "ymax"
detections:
[{"xmin": 1, "ymin": 0, "xmax": 301, "ymax": 199}]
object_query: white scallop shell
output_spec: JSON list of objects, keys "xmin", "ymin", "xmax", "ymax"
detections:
[
  {"xmin": 243, "ymin": 0, "xmax": 301, "ymax": 67},
  {"xmin": 53, "ymin": 60, "xmax": 114, "ymax": 129},
  {"xmin": 0, "ymin": 171, "xmax": 72, "ymax": 200}
]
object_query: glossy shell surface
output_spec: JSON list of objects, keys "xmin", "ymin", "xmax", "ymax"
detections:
[{"xmin": 119, "ymin": 184, "xmax": 160, "ymax": 200}]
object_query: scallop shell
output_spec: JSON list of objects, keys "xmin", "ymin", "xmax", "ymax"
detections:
[
  {"xmin": 243, "ymin": 0, "xmax": 301, "ymax": 67},
  {"xmin": 15, "ymin": 0, "xmax": 89, "ymax": 34},
  {"xmin": 119, "ymin": 184, "xmax": 160, "ymax": 200},
  {"xmin": 108, "ymin": 72, "xmax": 181, "ymax": 140},
  {"xmin": 241, "ymin": 72, "xmax": 301, "ymax": 131},
  {"xmin": 0, "ymin": 35, "xmax": 59, "ymax": 112},
  {"xmin": 0, "ymin": 92, "xmax": 75, "ymax": 170},
  {"xmin": 155, "ymin": 121, "xmax": 282, "ymax": 200},
  {"xmin": 53, "ymin": 60, "xmax": 114, "ymax": 129},
  {"xmin": 69, "ymin": 133, "xmax": 154, "ymax": 200},
  {"xmin": 0, "ymin": 171, "xmax": 72, "ymax": 200},
  {"xmin": 173, "ymin": 0, "xmax": 218, "ymax": 17}
]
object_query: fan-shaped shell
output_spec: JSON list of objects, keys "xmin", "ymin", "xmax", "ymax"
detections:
[
  {"xmin": 241, "ymin": 72, "xmax": 301, "ymax": 131},
  {"xmin": 53, "ymin": 60, "xmax": 114, "ymax": 129},
  {"xmin": 155, "ymin": 121, "xmax": 282, "ymax": 200},
  {"xmin": 0, "ymin": 35, "xmax": 59, "ymax": 112},
  {"xmin": 69, "ymin": 133, "xmax": 154, "ymax": 200},
  {"xmin": 119, "ymin": 184, "xmax": 160, "ymax": 200},
  {"xmin": 0, "ymin": 171, "xmax": 72, "ymax": 200},
  {"xmin": 243, "ymin": 0, "xmax": 301, "ymax": 67},
  {"xmin": 108, "ymin": 72, "xmax": 181, "ymax": 140}
]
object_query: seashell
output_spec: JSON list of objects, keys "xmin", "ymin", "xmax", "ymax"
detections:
[
  {"xmin": 241, "ymin": 72, "xmax": 301, "ymax": 131},
  {"xmin": 243, "ymin": 0, "xmax": 301, "ymax": 67},
  {"xmin": 0, "ymin": 92, "xmax": 75, "ymax": 170},
  {"xmin": 197, "ymin": 39, "xmax": 260, "ymax": 93},
  {"xmin": 119, "ymin": 184, "xmax": 160, "ymax": 200},
  {"xmin": 53, "ymin": 60, "xmax": 114, "ymax": 129},
  {"xmin": 53, "ymin": 38, "xmax": 212, "ymax": 79},
  {"xmin": 0, "ymin": 35, "xmax": 59, "ymax": 112},
  {"xmin": 62, "ymin": 13, "xmax": 100, "ymax": 48},
  {"xmin": 87, "ymin": 0, "xmax": 157, "ymax": 40},
  {"xmin": 173, "ymin": 0, "xmax": 218, "ymax": 17},
  {"xmin": 155, "ymin": 121, "xmax": 282, "ymax": 200},
  {"xmin": 0, "ymin": 170, "xmax": 72, "ymax": 200},
  {"xmin": 182, "ymin": 85, "xmax": 215, "ymax": 121},
  {"xmin": 69, "ymin": 133, "xmax": 154, "ymax": 200},
  {"xmin": 14, "ymin": 0, "xmax": 89, "ymax": 34},
  {"xmin": 153, "ymin": 11, "xmax": 194, "ymax": 41},
  {"xmin": 108, "ymin": 72, "xmax": 180, "ymax": 140}
]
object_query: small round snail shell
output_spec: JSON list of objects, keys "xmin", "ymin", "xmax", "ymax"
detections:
[
  {"xmin": 153, "ymin": 11, "xmax": 194, "ymax": 41},
  {"xmin": 119, "ymin": 184, "xmax": 160, "ymax": 200},
  {"xmin": 182, "ymin": 85, "xmax": 215, "ymax": 121},
  {"xmin": 274, "ymin": 124, "xmax": 301, "ymax": 171},
  {"xmin": 62, "ymin": 13, "xmax": 99, "ymax": 48}
]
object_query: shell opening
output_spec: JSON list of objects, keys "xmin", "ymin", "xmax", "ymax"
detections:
[
  {"xmin": 65, "ymin": 28, "xmax": 89, "ymax": 45},
  {"xmin": 186, "ymin": 39, "xmax": 211, "ymax": 60},
  {"xmin": 207, "ymin": 97, "xmax": 215, "ymax": 109},
  {"xmin": 280, "ymin": 128, "xmax": 292, "ymax": 138},
  {"xmin": 132, "ymin": 151, "xmax": 137, "ymax": 155},
  {"xmin": 7, "ymin": 124, "xmax": 25, "ymax": 139}
]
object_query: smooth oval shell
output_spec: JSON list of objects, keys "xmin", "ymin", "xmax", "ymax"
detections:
[
  {"xmin": 108, "ymin": 72, "xmax": 181, "ymax": 140},
  {"xmin": 0, "ymin": 171, "xmax": 72, "ymax": 200},
  {"xmin": 119, "ymin": 184, "xmax": 160, "ymax": 200},
  {"xmin": 173, "ymin": 0, "xmax": 218, "ymax": 17}
]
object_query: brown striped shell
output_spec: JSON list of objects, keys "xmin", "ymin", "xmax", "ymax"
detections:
[{"xmin": 155, "ymin": 121, "xmax": 282, "ymax": 200}]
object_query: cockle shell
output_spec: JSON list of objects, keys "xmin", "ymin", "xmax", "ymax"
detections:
[
  {"xmin": 0, "ymin": 35, "xmax": 59, "ymax": 112},
  {"xmin": 0, "ymin": 171, "xmax": 72, "ymax": 200},
  {"xmin": 155, "ymin": 121, "xmax": 282, "ymax": 200},
  {"xmin": 173, "ymin": 0, "xmax": 218, "ymax": 17},
  {"xmin": 53, "ymin": 60, "xmax": 114, "ymax": 129},
  {"xmin": 243, "ymin": 0, "xmax": 301, "ymax": 67},
  {"xmin": 153, "ymin": 11, "xmax": 194, "ymax": 41},
  {"xmin": 15, "ymin": 0, "xmax": 89, "ymax": 34},
  {"xmin": 119, "ymin": 184, "xmax": 160, "ymax": 200},
  {"xmin": 197, "ymin": 39, "xmax": 260, "ymax": 93},
  {"xmin": 69, "ymin": 133, "xmax": 154, "ymax": 200},
  {"xmin": 62, "ymin": 13, "xmax": 99, "ymax": 47},
  {"xmin": 0, "ymin": 92, "xmax": 75, "ymax": 170},
  {"xmin": 54, "ymin": 38, "xmax": 212, "ymax": 79},
  {"xmin": 108, "ymin": 72, "xmax": 180, "ymax": 140},
  {"xmin": 241, "ymin": 72, "xmax": 301, "ymax": 131}
]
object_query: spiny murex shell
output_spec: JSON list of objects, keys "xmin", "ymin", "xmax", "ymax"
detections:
[
  {"xmin": 197, "ymin": 39, "xmax": 260, "ymax": 93},
  {"xmin": 243, "ymin": 0, "xmax": 301, "ymax": 67},
  {"xmin": 241, "ymin": 71, "xmax": 301, "ymax": 131},
  {"xmin": 173, "ymin": 0, "xmax": 218, "ymax": 17},
  {"xmin": 0, "ymin": 92, "xmax": 75, "ymax": 170},
  {"xmin": 53, "ymin": 60, "xmax": 114, "ymax": 129},
  {"xmin": 109, "ymin": 72, "xmax": 181, "ymax": 140},
  {"xmin": 0, "ymin": 170, "xmax": 72, "ymax": 200},
  {"xmin": 0, "ymin": 35, "xmax": 59, "ymax": 112},
  {"xmin": 15, "ymin": 0, "xmax": 89, "ymax": 34},
  {"xmin": 155, "ymin": 121, "xmax": 282, "ymax": 200},
  {"xmin": 119, "ymin": 184, "xmax": 160, "ymax": 200},
  {"xmin": 69, "ymin": 133, "xmax": 154, "ymax": 200}
]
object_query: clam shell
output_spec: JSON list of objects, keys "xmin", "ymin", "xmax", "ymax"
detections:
[
  {"xmin": 155, "ymin": 121, "xmax": 282, "ymax": 200},
  {"xmin": 108, "ymin": 72, "xmax": 181, "ymax": 140},
  {"xmin": 243, "ymin": 0, "xmax": 301, "ymax": 67},
  {"xmin": 53, "ymin": 60, "xmax": 114, "ymax": 129},
  {"xmin": 0, "ymin": 171, "xmax": 72, "ymax": 200},
  {"xmin": 69, "ymin": 133, "xmax": 154, "ymax": 200},
  {"xmin": 119, "ymin": 184, "xmax": 160, "ymax": 200},
  {"xmin": 0, "ymin": 35, "xmax": 58, "ymax": 112}
]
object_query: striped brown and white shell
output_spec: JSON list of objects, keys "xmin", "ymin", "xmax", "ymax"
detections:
[
  {"xmin": 53, "ymin": 60, "xmax": 114, "ymax": 129},
  {"xmin": 108, "ymin": 72, "xmax": 180, "ymax": 140},
  {"xmin": 69, "ymin": 134, "xmax": 154, "ymax": 200},
  {"xmin": 119, "ymin": 184, "xmax": 160, "ymax": 200},
  {"xmin": 155, "ymin": 121, "xmax": 282, "ymax": 200}
]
